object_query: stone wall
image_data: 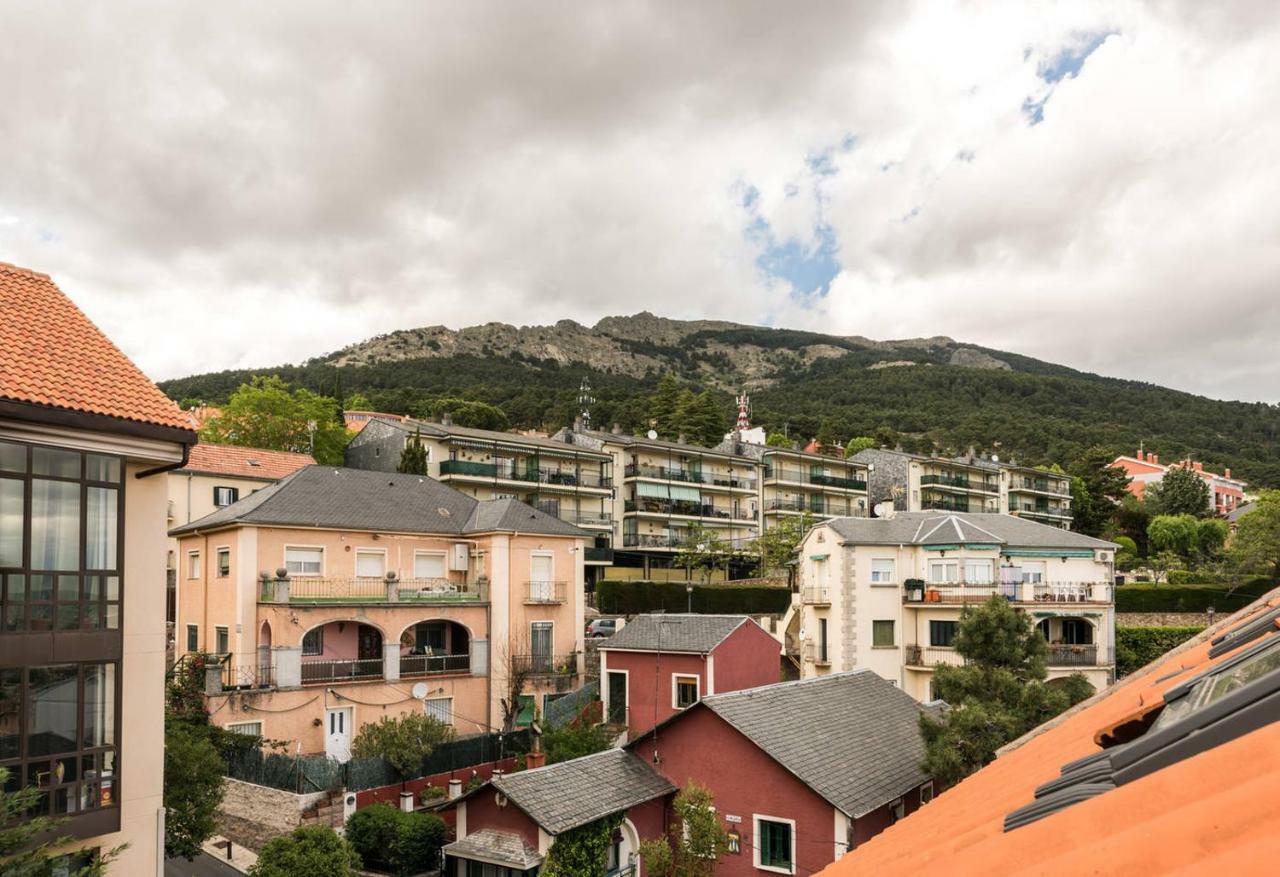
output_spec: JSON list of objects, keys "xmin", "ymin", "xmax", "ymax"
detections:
[
  {"xmin": 219, "ymin": 776, "xmax": 331, "ymax": 837},
  {"xmin": 1116, "ymin": 611, "xmax": 1215, "ymax": 628}
]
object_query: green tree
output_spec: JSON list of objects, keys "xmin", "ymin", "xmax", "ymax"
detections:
[
  {"xmin": 350, "ymin": 714, "xmax": 455, "ymax": 782},
  {"xmin": 345, "ymin": 804, "xmax": 445, "ymax": 876},
  {"xmin": 425, "ymin": 396, "xmax": 510, "ymax": 431},
  {"xmin": 1066, "ymin": 447, "xmax": 1132, "ymax": 537},
  {"xmin": 164, "ymin": 724, "xmax": 227, "ymax": 859},
  {"xmin": 648, "ymin": 375, "xmax": 685, "ymax": 438},
  {"xmin": 396, "ymin": 428, "xmax": 429, "ymax": 475},
  {"xmin": 543, "ymin": 715, "xmax": 615, "ymax": 765},
  {"xmin": 755, "ymin": 514, "xmax": 813, "ymax": 578},
  {"xmin": 674, "ymin": 390, "xmax": 728, "ymax": 446},
  {"xmin": 844, "ymin": 436, "xmax": 876, "ymax": 457},
  {"xmin": 1145, "ymin": 465, "xmax": 1211, "ymax": 517},
  {"xmin": 542, "ymin": 814, "xmax": 623, "ymax": 877},
  {"xmin": 1147, "ymin": 514, "xmax": 1200, "ymax": 559},
  {"xmin": 201, "ymin": 376, "xmax": 350, "ymax": 465},
  {"xmin": 673, "ymin": 524, "xmax": 732, "ymax": 584},
  {"xmin": 249, "ymin": 826, "xmax": 360, "ymax": 877},
  {"xmin": 919, "ymin": 597, "xmax": 1093, "ymax": 785},
  {"xmin": 814, "ymin": 418, "xmax": 839, "ymax": 451},
  {"xmin": 1108, "ymin": 494, "xmax": 1152, "ymax": 557},
  {"xmin": 1228, "ymin": 490, "xmax": 1280, "ymax": 579},
  {"xmin": 1112, "ymin": 535, "xmax": 1139, "ymax": 570},
  {"xmin": 765, "ymin": 431, "xmax": 792, "ymax": 448},
  {"xmin": 1195, "ymin": 518, "xmax": 1228, "ymax": 562},
  {"xmin": 639, "ymin": 783, "xmax": 730, "ymax": 877},
  {"xmin": 0, "ymin": 768, "xmax": 122, "ymax": 876}
]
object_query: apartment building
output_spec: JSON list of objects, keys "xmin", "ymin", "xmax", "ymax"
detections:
[
  {"xmin": 852, "ymin": 448, "xmax": 1074, "ymax": 528},
  {"xmin": 0, "ymin": 262, "xmax": 197, "ymax": 875},
  {"xmin": 716, "ymin": 433, "xmax": 869, "ymax": 530},
  {"xmin": 555, "ymin": 425, "xmax": 760, "ymax": 581},
  {"xmin": 792, "ymin": 512, "xmax": 1117, "ymax": 701},
  {"xmin": 1112, "ymin": 448, "xmax": 1248, "ymax": 516},
  {"xmin": 171, "ymin": 466, "xmax": 589, "ymax": 757},
  {"xmin": 345, "ymin": 417, "xmax": 616, "ymax": 585},
  {"xmin": 164, "ymin": 442, "xmax": 314, "ymax": 630}
]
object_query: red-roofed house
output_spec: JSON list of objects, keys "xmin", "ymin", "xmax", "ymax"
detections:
[
  {"xmin": 0, "ymin": 261, "xmax": 196, "ymax": 874},
  {"xmin": 1113, "ymin": 448, "xmax": 1248, "ymax": 516}
]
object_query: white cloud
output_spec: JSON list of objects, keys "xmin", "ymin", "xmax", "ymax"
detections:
[{"xmin": 0, "ymin": 1, "xmax": 1276, "ymax": 403}]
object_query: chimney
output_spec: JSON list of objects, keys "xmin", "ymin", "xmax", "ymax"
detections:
[
  {"xmin": 1226, "ymin": 467, "xmax": 1232, "ymax": 478},
  {"xmin": 1137, "ymin": 447, "xmax": 1143, "ymax": 461},
  {"xmin": 677, "ymin": 433, "xmax": 687, "ymax": 445},
  {"xmin": 611, "ymin": 422, "xmax": 623, "ymax": 435},
  {"xmin": 447, "ymin": 778, "xmax": 463, "ymax": 799},
  {"xmin": 441, "ymin": 411, "xmax": 453, "ymax": 427},
  {"xmin": 573, "ymin": 414, "xmax": 584, "ymax": 432},
  {"xmin": 1151, "ymin": 453, "xmax": 1158, "ymax": 465}
]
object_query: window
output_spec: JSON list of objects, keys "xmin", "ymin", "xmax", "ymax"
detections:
[
  {"xmin": 187, "ymin": 551, "xmax": 201, "ymax": 580},
  {"xmin": 920, "ymin": 781, "xmax": 935, "ymax": 804},
  {"xmin": 673, "ymin": 675, "xmax": 699, "ymax": 709},
  {"xmin": 355, "ymin": 549, "xmax": 385, "ymax": 578},
  {"xmin": 1019, "ymin": 561, "xmax": 1045, "ymax": 584},
  {"xmin": 425, "ymin": 698, "xmax": 453, "ymax": 726},
  {"xmin": 930, "ymin": 620, "xmax": 958, "ymax": 648},
  {"xmin": 963, "ymin": 559, "xmax": 994, "ymax": 584},
  {"xmin": 0, "ymin": 442, "xmax": 123, "ymax": 633},
  {"xmin": 754, "ymin": 816, "xmax": 795, "ymax": 874},
  {"xmin": 413, "ymin": 551, "xmax": 446, "ymax": 580},
  {"xmin": 870, "ymin": 558, "xmax": 896, "ymax": 584},
  {"xmin": 285, "ymin": 547, "xmax": 322, "ymax": 576},
  {"xmin": 216, "ymin": 548, "xmax": 230, "ymax": 578},
  {"xmin": 818, "ymin": 618, "xmax": 828, "ymax": 663},
  {"xmin": 890, "ymin": 799, "xmax": 905, "ymax": 822},
  {"xmin": 872, "ymin": 620, "xmax": 896, "ymax": 648},
  {"xmin": 227, "ymin": 722, "xmax": 262, "ymax": 737},
  {"xmin": 215, "ymin": 626, "xmax": 229, "ymax": 655},
  {"xmin": 302, "ymin": 628, "xmax": 324, "ymax": 656},
  {"xmin": 186, "ymin": 624, "xmax": 198, "ymax": 652},
  {"xmin": 213, "ymin": 486, "xmax": 239, "ymax": 508},
  {"xmin": 928, "ymin": 560, "xmax": 959, "ymax": 583}
]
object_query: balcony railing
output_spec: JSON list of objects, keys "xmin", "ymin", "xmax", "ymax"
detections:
[
  {"xmin": 624, "ymin": 463, "xmax": 756, "ymax": 491},
  {"xmin": 562, "ymin": 510, "xmax": 613, "ymax": 527},
  {"xmin": 300, "ymin": 658, "xmax": 383, "ymax": 685},
  {"xmin": 624, "ymin": 498, "xmax": 752, "ymax": 521},
  {"xmin": 622, "ymin": 533, "xmax": 686, "ymax": 549},
  {"xmin": 764, "ymin": 468, "xmax": 867, "ymax": 491},
  {"xmin": 801, "ymin": 642, "xmax": 830, "ymax": 665},
  {"xmin": 260, "ymin": 576, "xmax": 487, "ymax": 604},
  {"xmin": 511, "ymin": 654, "xmax": 579, "ymax": 678},
  {"xmin": 921, "ymin": 474, "xmax": 999, "ymax": 493},
  {"xmin": 800, "ymin": 587, "xmax": 830, "ymax": 605},
  {"xmin": 399, "ymin": 653, "xmax": 470, "ymax": 677},
  {"xmin": 903, "ymin": 581, "xmax": 1113, "ymax": 604},
  {"xmin": 764, "ymin": 499, "xmax": 856, "ymax": 516},
  {"xmin": 525, "ymin": 580, "xmax": 567, "ymax": 604},
  {"xmin": 438, "ymin": 460, "xmax": 611, "ymax": 489},
  {"xmin": 906, "ymin": 643, "xmax": 1109, "ymax": 668},
  {"xmin": 1013, "ymin": 479, "xmax": 1072, "ymax": 497},
  {"xmin": 904, "ymin": 645, "xmax": 967, "ymax": 668},
  {"xmin": 921, "ymin": 498, "xmax": 970, "ymax": 513},
  {"xmin": 1046, "ymin": 644, "xmax": 1102, "ymax": 666},
  {"xmin": 584, "ymin": 546, "xmax": 614, "ymax": 563}
]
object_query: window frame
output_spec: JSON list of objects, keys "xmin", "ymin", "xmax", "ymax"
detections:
[
  {"xmin": 672, "ymin": 674, "xmax": 700, "ymax": 710},
  {"xmin": 302, "ymin": 627, "xmax": 324, "ymax": 656},
  {"xmin": 284, "ymin": 545, "xmax": 324, "ymax": 577},
  {"xmin": 214, "ymin": 626, "xmax": 229, "ymax": 656},
  {"xmin": 413, "ymin": 550, "xmax": 447, "ymax": 581},
  {"xmin": 869, "ymin": 557, "xmax": 896, "ymax": 585},
  {"xmin": 226, "ymin": 722, "xmax": 262, "ymax": 737},
  {"xmin": 354, "ymin": 548, "xmax": 387, "ymax": 579},
  {"xmin": 424, "ymin": 697, "xmax": 454, "ymax": 726},
  {"xmin": 212, "ymin": 485, "xmax": 239, "ymax": 508},
  {"xmin": 186, "ymin": 624, "xmax": 199, "ymax": 653},
  {"xmin": 929, "ymin": 620, "xmax": 958, "ymax": 648},
  {"xmin": 186, "ymin": 550, "xmax": 201, "ymax": 580},
  {"xmin": 920, "ymin": 781, "xmax": 934, "ymax": 804},
  {"xmin": 215, "ymin": 547, "xmax": 230, "ymax": 579},
  {"xmin": 890, "ymin": 798, "xmax": 906, "ymax": 822},
  {"xmin": 928, "ymin": 560, "xmax": 959, "ymax": 584},
  {"xmin": 752, "ymin": 813, "xmax": 796, "ymax": 874},
  {"xmin": 872, "ymin": 619, "xmax": 896, "ymax": 648},
  {"xmin": 963, "ymin": 558, "xmax": 994, "ymax": 585}
]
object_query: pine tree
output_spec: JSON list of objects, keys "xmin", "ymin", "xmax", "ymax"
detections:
[{"xmin": 397, "ymin": 429, "xmax": 429, "ymax": 475}]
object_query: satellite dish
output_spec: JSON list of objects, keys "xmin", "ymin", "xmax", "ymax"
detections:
[
  {"xmin": 991, "ymin": 454, "xmax": 1000, "ymax": 463},
  {"xmin": 647, "ymin": 429, "xmax": 658, "ymax": 440},
  {"xmin": 411, "ymin": 682, "xmax": 429, "ymax": 699}
]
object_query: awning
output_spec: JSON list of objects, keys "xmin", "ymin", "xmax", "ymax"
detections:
[{"xmin": 635, "ymin": 482, "xmax": 701, "ymax": 501}]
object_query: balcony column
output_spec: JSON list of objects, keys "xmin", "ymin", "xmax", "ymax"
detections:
[
  {"xmin": 275, "ymin": 645, "xmax": 302, "ymax": 688},
  {"xmin": 383, "ymin": 641, "xmax": 401, "ymax": 682}
]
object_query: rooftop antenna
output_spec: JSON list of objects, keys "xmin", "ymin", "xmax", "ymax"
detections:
[
  {"xmin": 734, "ymin": 391, "xmax": 751, "ymax": 432},
  {"xmin": 577, "ymin": 378, "xmax": 596, "ymax": 431}
]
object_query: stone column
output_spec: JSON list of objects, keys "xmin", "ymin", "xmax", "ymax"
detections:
[
  {"xmin": 275, "ymin": 645, "xmax": 302, "ymax": 689},
  {"xmin": 383, "ymin": 641, "xmax": 401, "ymax": 682}
]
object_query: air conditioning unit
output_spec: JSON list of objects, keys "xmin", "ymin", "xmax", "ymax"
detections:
[{"xmin": 449, "ymin": 543, "xmax": 470, "ymax": 572}]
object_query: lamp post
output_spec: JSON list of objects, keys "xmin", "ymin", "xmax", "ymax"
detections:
[{"xmin": 686, "ymin": 582, "xmax": 694, "ymax": 613}]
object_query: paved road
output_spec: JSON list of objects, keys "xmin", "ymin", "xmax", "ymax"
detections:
[{"xmin": 164, "ymin": 853, "xmax": 243, "ymax": 877}]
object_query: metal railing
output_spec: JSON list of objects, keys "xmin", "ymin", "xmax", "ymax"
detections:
[
  {"xmin": 511, "ymin": 654, "xmax": 578, "ymax": 677},
  {"xmin": 801, "ymin": 642, "xmax": 830, "ymax": 665},
  {"xmin": 525, "ymin": 580, "xmax": 568, "ymax": 604},
  {"xmin": 260, "ymin": 576, "xmax": 487, "ymax": 604},
  {"xmin": 300, "ymin": 658, "xmax": 383, "ymax": 684},
  {"xmin": 584, "ymin": 546, "xmax": 614, "ymax": 563},
  {"xmin": 921, "ymin": 498, "xmax": 971, "ymax": 512},
  {"xmin": 622, "ymin": 533, "xmax": 686, "ymax": 549},
  {"xmin": 903, "ymin": 581, "xmax": 1113, "ymax": 604},
  {"xmin": 623, "ymin": 463, "xmax": 756, "ymax": 491},
  {"xmin": 563, "ymin": 510, "xmax": 613, "ymax": 527},
  {"xmin": 763, "ymin": 468, "xmax": 867, "ymax": 491},
  {"xmin": 904, "ymin": 645, "xmax": 967, "ymax": 668},
  {"xmin": 439, "ymin": 460, "xmax": 612, "ymax": 489},
  {"xmin": 800, "ymin": 587, "xmax": 830, "ymax": 605},
  {"xmin": 1046, "ymin": 644, "xmax": 1102, "ymax": 666},
  {"xmin": 764, "ymin": 498, "xmax": 858, "ymax": 516},
  {"xmin": 399, "ymin": 653, "xmax": 471, "ymax": 677},
  {"xmin": 1012, "ymin": 479, "xmax": 1072, "ymax": 497},
  {"xmin": 921, "ymin": 474, "xmax": 999, "ymax": 493},
  {"xmin": 624, "ymin": 498, "xmax": 752, "ymax": 521}
]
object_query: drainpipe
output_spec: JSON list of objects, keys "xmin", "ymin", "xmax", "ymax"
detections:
[{"xmin": 135, "ymin": 441, "xmax": 192, "ymax": 479}]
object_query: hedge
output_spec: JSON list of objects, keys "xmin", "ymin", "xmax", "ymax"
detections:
[
  {"xmin": 1116, "ymin": 626, "xmax": 1204, "ymax": 677},
  {"xmin": 595, "ymin": 580, "xmax": 791, "ymax": 615},
  {"xmin": 1114, "ymin": 579, "xmax": 1273, "ymax": 613}
]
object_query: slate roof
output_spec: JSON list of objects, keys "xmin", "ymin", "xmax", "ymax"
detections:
[
  {"xmin": 489, "ymin": 748, "xmax": 675, "ymax": 835},
  {"xmin": 179, "ymin": 443, "xmax": 315, "ymax": 481},
  {"xmin": 0, "ymin": 261, "xmax": 193, "ymax": 434},
  {"xmin": 824, "ymin": 512, "xmax": 1116, "ymax": 550},
  {"xmin": 388, "ymin": 417, "xmax": 612, "ymax": 459},
  {"xmin": 600, "ymin": 614, "xmax": 755, "ymax": 654},
  {"xmin": 819, "ymin": 587, "xmax": 1280, "ymax": 876},
  {"xmin": 442, "ymin": 829, "xmax": 543, "ymax": 869},
  {"xmin": 169, "ymin": 465, "xmax": 589, "ymax": 538},
  {"xmin": 563, "ymin": 427, "xmax": 752, "ymax": 461},
  {"xmin": 695, "ymin": 670, "xmax": 933, "ymax": 818}
]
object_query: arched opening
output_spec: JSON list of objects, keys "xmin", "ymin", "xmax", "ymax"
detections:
[
  {"xmin": 257, "ymin": 621, "xmax": 273, "ymax": 682},
  {"xmin": 1037, "ymin": 617, "xmax": 1098, "ymax": 668},
  {"xmin": 608, "ymin": 817, "xmax": 640, "ymax": 874},
  {"xmin": 399, "ymin": 619, "xmax": 472, "ymax": 677},
  {"xmin": 299, "ymin": 620, "xmax": 385, "ymax": 684}
]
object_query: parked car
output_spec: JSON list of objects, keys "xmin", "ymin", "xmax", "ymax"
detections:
[{"xmin": 586, "ymin": 618, "xmax": 618, "ymax": 638}]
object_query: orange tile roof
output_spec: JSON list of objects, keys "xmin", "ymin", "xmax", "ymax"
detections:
[
  {"xmin": 181, "ymin": 442, "xmax": 315, "ymax": 481},
  {"xmin": 0, "ymin": 261, "xmax": 192, "ymax": 433},
  {"xmin": 819, "ymin": 591, "xmax": 1280, "ymax": 876}
]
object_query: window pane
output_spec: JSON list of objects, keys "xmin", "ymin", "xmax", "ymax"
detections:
[
  {"xmin": 31, "ymin": 480, "xmax": 79, "ymax": 571},
  {"xmin": 873, "ymin": 620, "xmax": 895, "ymax": 647},
  {"xmin": 32, "ymin": 448, "xmax": 80, "ymax": 479},
  {"xmin": 285, "ymin": 548, "xmax": 322, "ymax": 575},
  {"xmin": 83, "ymin": 665, "xmax": 115, "ymax": 749},
  {"xmin": 0, "ymin": 478, "xmax": 23, "ymax": 567},
  {"xmin": 0, "ymin": 442, "xmax": 25, "ymax": 473},
  {"xmin": 28, "ymin": 666, "xmax": 79, "ymax": 756},
  {"xmin": 85, "ymin": 487, "xmax": 118, "ymax": 570},
  {"xmin": 0, "ymin": 668, "xmax": 21, "ymax": 759},
  {"xmin": 85, "ymin": 455, "xmax": 121, "ymax": 483}
]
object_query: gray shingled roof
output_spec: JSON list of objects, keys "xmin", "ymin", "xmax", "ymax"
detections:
[
  {"xmin": 394, "ymin": 418, "xmax": 613, "ymax": 459},
  {"xmin": 699, "ymin": 670, "xmax": 931, "ymax": 818},
  {"xmin": 442, "ymin": 829, "xmax": 543, "ymax": 869},
  {"xmin": 489, "ymin": 748, "xmax": 675, "ymax": 835},
  {"xmin": 170, "ymin": 465, "xmax": 589, "ymax": 538},
  {"xmin": 600, "ymin": 614, "xmax": 754, "ymax": 654},
  {"xmin": 563, "ymin": 427, "xmax": 752, "ymax": 461},
  {"xmin": 824, "ymin": 512, "xmax": 1116, "ymax": 550}
]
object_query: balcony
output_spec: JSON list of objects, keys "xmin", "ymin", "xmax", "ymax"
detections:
[
  {"xmin": 562, "ymin": 510, "xmax": 613, "ymax": 528},
  {"xmin": 622, "ymin": 533, "xmax": 685, "ymax": 549},
  {"xmin": 399, "ymin": 653, "xmax": 470, "ymax": 678},
  {"xmin": 765, "ymin": 498, "xmax": 856, "ymax": 517},
  {"xmin": 800, "ymin": 587, "xmax": 830, "ymax": 606},
  {"xmin": 922, "ymin": 497, "xmax": 970, "ymax": 513},
  {"xmin": 906, "ymin": 643, "xmax": 1110, "ymax": 669},
  {"xmin": 584, "ymin": 546, "xmax": 614, "ymax": 563},
  {"xmin": 511, "ymin": 653, "xmax": 579, "ymax": 678},
  {"xmin": 300, "ymin": 658, "xmax": 383, "ymax": 685},
  {"xmin": 525, "ymin": 580, "xmax": 568, "ymax": 604},
  {"xmin": 259, "ymin": 576, "xmax": 487, "ymax": 605},
  {"xmin": 624, "ymin": 462, "xmax": 756, "ymax": 491},
  {"xmin": 1046, "ymin": 644, "xmax": 1102, "ymax": 667},
  {"xmin": 801, "ymin": 642, "xmax": 830, "ymax": 666},
  {"xmin": 624, "ymin": 497, "xmax": 753, "ymax": 522},
  {"xmin": 764, "ymin": 467, "xmax": 866, "ymax": 492},
  {"xmin": 438, "ymin": 460, "xmax": 611, "ymax": 490},
  {"xmin": 1012, "ymin": 479, "xmax": 1072, "ymax": 498},
  {"xmin": 904, "ymin": 645, "xmax": 967, "ymax": 668},
  {"xmin": 902, "ymin": 581, "xmax": 1113, "ymax": 605},
  {"xmin": 921, "ymin": 474, "xmax": 999, "ymax": 494}
]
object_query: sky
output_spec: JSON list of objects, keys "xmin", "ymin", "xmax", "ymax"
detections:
[{"xmin": 1, "ymin": 2, "xmax": 1278, "ymax": 403}]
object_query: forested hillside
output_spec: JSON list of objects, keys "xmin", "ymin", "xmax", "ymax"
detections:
[{"xmin": 159, "ymin": 315, "xmax": 1280, "ymax": 487}]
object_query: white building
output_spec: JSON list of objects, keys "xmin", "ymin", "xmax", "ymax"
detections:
[{"xmin": 792, "ymin": 512, "xmax": 1116, "ymax": 702}]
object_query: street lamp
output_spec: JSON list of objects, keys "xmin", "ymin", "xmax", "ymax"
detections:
[{"xmin": 686, "ymin": 582, "xmax": 694, "ymax": 613}]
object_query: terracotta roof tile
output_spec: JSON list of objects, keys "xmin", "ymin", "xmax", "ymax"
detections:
[
  {"xmin": 180, "ymin": 442, "xmax": 315, "ymax": 480},
  {"xmin": 0, "ymin": 262, "xmax": 191, "ymax": 432},
  {"xmin": 818, "ymin": 591, "xmax": 1280, "ymax": 875}
]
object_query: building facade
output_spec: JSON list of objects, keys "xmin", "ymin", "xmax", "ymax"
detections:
[
  {"xmin": 1112, "ymin": 449, "xmax": 1248, "ymax": 516},
  {"xmin": 171, "ymin": 466, "xmax": 589, "ymax": 757},
  {"xmin": 792, "ymin": 513, "xmax": 1117, "ymax": 701},
  {"xmin": 0, "ymin": 262, "xmax": 196, "ymax": 875}
]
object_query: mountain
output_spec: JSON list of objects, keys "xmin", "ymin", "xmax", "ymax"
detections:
[{"xmin": 159, "ymin": 313, "xmax": 1280, "ymax": 487}]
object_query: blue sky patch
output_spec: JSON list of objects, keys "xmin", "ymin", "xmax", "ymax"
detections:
[{"xmin": 1022, "ymin": 30, "xmax": 1115, "ymax": 125}]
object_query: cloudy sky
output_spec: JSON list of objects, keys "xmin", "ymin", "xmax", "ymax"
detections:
[{"xmin": 2, "ymin": 2, "xmax": 1278, "ymax": 402}]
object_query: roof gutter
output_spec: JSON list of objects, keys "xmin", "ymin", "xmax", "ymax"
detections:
[{"xmin": 136, "ymin": 439, "xmax": 192, "ymax": 479}]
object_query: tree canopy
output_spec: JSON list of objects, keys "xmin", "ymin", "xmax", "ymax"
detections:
[
  {"xmin": 249, "ymin": 826, "xmax": 360, "ymax": 877},
  {"xmin": 200, "ymin": 376, "xmax": 350, "ymax": 465},
  {"xmin": 1145, "ymin": 465, "xmax": 1211, "ymax": 517},
  {"xmin": 1229, "ymin": 490, "xmax": 1280, "ymax": 579},
  {"xmin": 350, "ymin": 713, "xmax": 455, "ymax": 781},
  {"xmin": 396, "ymin": 428, "xmax": 428, "ymax": 475},
  {"xmin": 1067, "ymin": 447, "xmax": 1132, "ymax": 536},
  {"xmin": 639, "ymin": 783, "xmax": 730, "ymax": 877}
]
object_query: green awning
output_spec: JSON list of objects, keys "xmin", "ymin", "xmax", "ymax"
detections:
[
  {"xmin": 636, "ymin": 482, "xmax": 668, "ymax": 498},
  {"xmin": 669, "ymin": 485, "xmax": 701, "ymax": 502}
]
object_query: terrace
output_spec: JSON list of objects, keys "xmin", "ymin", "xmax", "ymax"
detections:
[
  {"xmin": 904, "ymin": 643, "xmax": 1110, "ymax": 669},
  {"xmin": 623, "ymin": 462, "xmax": 756, "ymax": 491},
  {"xmin": 902, "ymin": 581, "xmax": 1113, "ymax": 605},
  {"xmin": 438, "ymin": 459, "xmax": 612, "ymax": 491},
  {"xmin": 259, "ymin": 576, "xmax": 487, "ymax": 605}
]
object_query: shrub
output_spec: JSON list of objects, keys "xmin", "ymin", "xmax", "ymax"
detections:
[
  {"xmin": 391, "ymin": 811, "xmax": 447, "ymax": 875},
  {"xmin": 1116, "ymin": 626, "xmax": 1205, "ymax": 677},
  {"xmin": 250, "ymin": 825, "xmax": 360, "ymax": 877},
  {"xmin": 1114, "ymin": 580, "xmax": 1272, "ymax": 613},
  {"xmin": 344, "ymin": 803, "xmax": 401, "ymax": 872},
  {"xmin": 596, "ymin": 580, "xmax": 790, "ymax": 615}
]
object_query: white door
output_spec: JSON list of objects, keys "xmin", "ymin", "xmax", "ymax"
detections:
[{"xmin": 325, "ymin": 707, "xmax": 352, "ymax": 762}]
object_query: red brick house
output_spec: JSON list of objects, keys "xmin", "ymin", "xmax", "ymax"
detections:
[
  {"xmin": 599, "ymin": 614, "xmax": 780, "ymax": 738},
  {"xmin": 1112, "ymin": 448, "xmax": 1248, "ymax": 515}
]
